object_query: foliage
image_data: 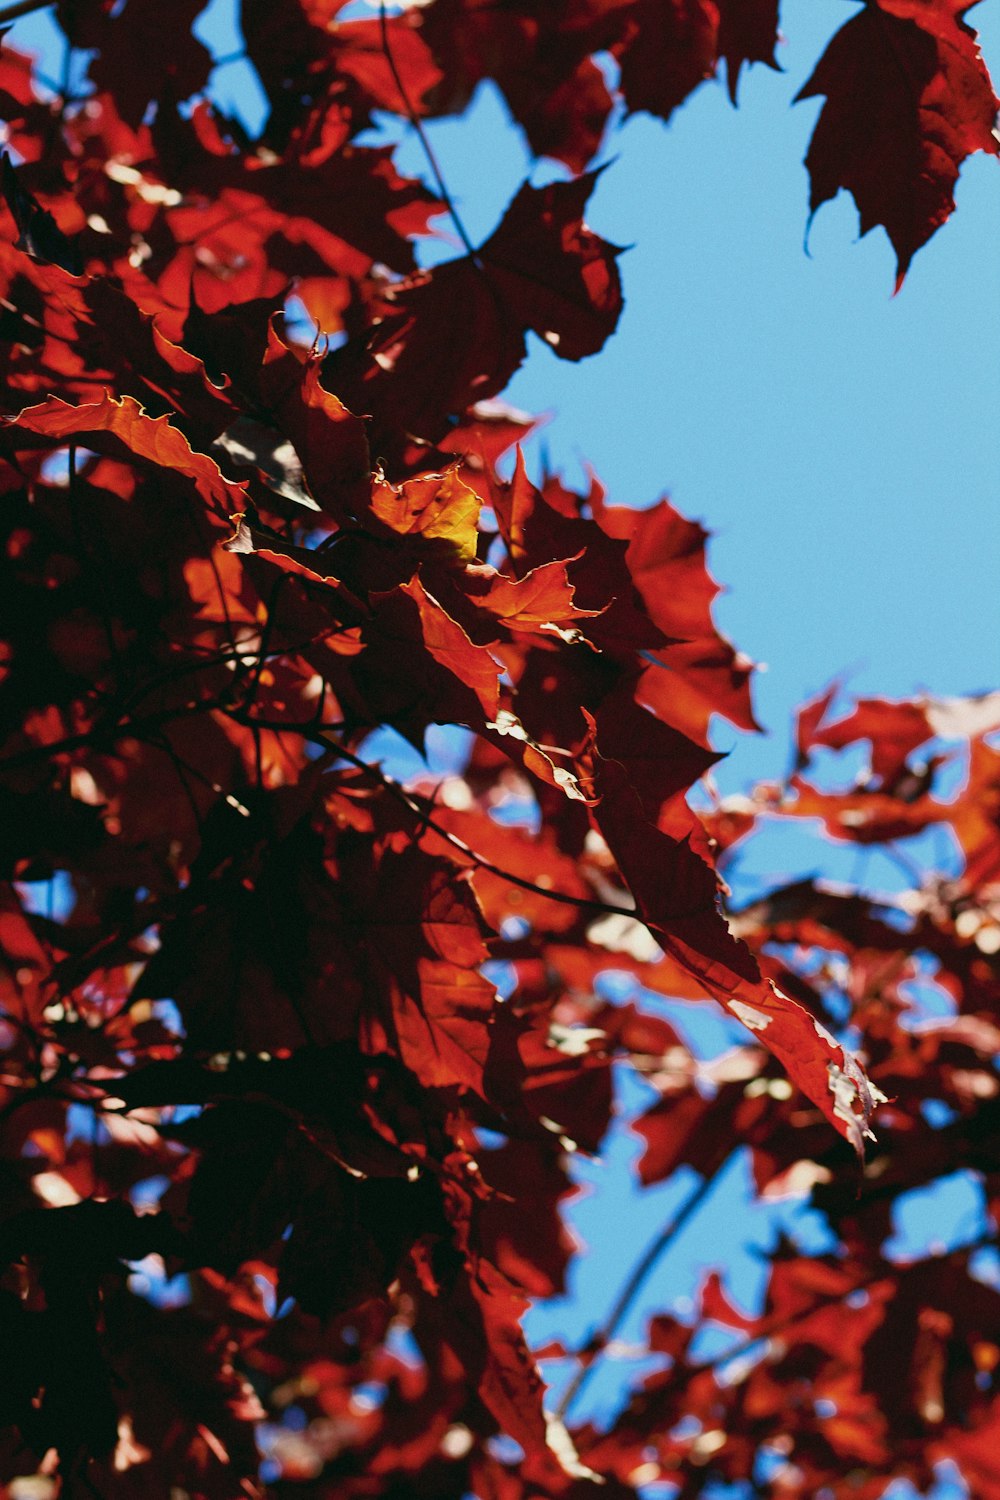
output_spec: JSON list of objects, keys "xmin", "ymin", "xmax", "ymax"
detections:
[{"xmin": 0, "ymin": 0, "xmax": 996, "ymax": 1496}]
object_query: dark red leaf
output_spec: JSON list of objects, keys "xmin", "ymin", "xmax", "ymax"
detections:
[{"xmin": 797, "ymin": 0, "xmax": 1000, "ymax": 285}]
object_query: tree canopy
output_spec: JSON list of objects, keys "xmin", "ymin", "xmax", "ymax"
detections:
[{"xmin": 0, "ymin": 0, "xmax": 997, "ymax": 1496}]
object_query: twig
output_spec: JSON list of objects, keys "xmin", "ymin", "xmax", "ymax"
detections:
[
  {"xmin": 232, "ymin": 713, "xmax": 644, "ymax": 923},
  {"xmin": 686, "ymin": 1225, "xmax": 999, "ymax": 1386},
  {"xmin": 0, "ymin": 0, "xmax": 54, "ymax": 23},
  {"xmin": 555, "ymin": 1163, "xmax": 727, "ymax": 1420},
  {"xmin": 210, "ymin": 49, "xmax": 246, "ymax": 70},
  {"xmin": 378, "ymin": 0, "xmax": 478, "ymax": 260},
  {"xmin": 0, "ymin": 701, "xmax": 223, "ymax": 772},
  {"xmin": 883, "ymin": 840, "xmax": 928, "ymax": 886}
]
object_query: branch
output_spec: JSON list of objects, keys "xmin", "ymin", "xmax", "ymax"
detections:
[
  {"xmin": 0, "ymin": 701, "xmax": 225, "ymax": 773},
  {"xmin": 227, "ymin": 711, "xmax": 645, "ymax": 924},
  {"xmin": 677, "ymin": 1226, "xmax": 999, "ymax": 1388},
  {"xmin": 555, "ymin": 1159, "xmax": 728, "ymax": 1421},
  {"xmin": 378, "ymin": 0, "xmax": 478, "ymax": 260},
  {"xmin": 0, "ymin": 619, "xmax": 355, "ymax": 773},
  {"xmin": 0, "ymin": 0, "xmax": 53, "ymax": 22}
]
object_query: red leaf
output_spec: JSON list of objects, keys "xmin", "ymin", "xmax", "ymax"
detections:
[
  {"xmin": 594, "ymin": 683, "xmax": 721, "ymax": 827},
  {"xmin": 592, "ymin": 755, "xmax": 884, "ymax": 1152},
  {"xmin": 464, "ymin": 556, "xmax": 601, "ymax": 640},
  {"xmin": 785, "ymin": 775, "xmax": 942, "ymax": 845},
  {"xmin": 482, "ymin": 171, "xmax": 623, "ymax": 361},
  {"xmin": 3, "ymin": 393, "xmax": 246, "ymax": 516},
  {"xmin": 803, "ymin": 694, "xmax": 934, "ymax": 786},
  {"xmin": 1, "ymin": 152, "xmax": 82, "ymax": 275},
  {"xmin": 79, "ymin": 0, "xmax": 214, "ymax": 129},
  {"xmin": 80, "ymin": 278, "xmax": 237, "ymax": 440},
  {"xmin": 329, "ymin": 174, "xmax": 622, "ymax": 445},
  {"xmin": 797, "ymin": 0, "xmax": 1000, "ymax": 284},
  {"xmin": 369, "ymin": 468, "xmax": 481, "ymax": 563},
  {"xmin": 419, "ymin": 0, "xmax": 616, "ymax": 172},
  {"xmin": 717, "ymin": 0, "xmax": 782, "ymax": 101},
  {"xmin": 794, "ymin": 682, "xmax": 841, "ymax": 768},
  {"xmin": 950, "ymin": 738, "xmax": 1000, "ymax": 886},
  {"xmin": 362, "ymin": 846, "xmax": 499, "ymax": 1095},
  {"xmin": 614, "ymin": 0, "xmax": 721, "ymax": 123},
  {"xmin": 493, "ymin": 451, "xmax": 664, "ymax": 656},
  {"xmin": 594, "ymin": 491, "xmax": 760, "ymax": 741},
  {"xmin": 700, "ymin": 1269, "xmax": 757, "ymax": 1332},
  {"xmin": 397, "ymin": 575, "xmax": 502, "ymax": 721},
  {"xmin": 260, "ymin": 320, "xmax": 371, "ymax": 521}
]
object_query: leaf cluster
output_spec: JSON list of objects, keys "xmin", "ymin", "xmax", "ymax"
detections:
[{"xmin": 0, "ymin": 1, "xmax": 995, "ymax": 1497}]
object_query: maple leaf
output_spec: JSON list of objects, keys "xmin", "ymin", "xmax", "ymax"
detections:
[
  {"xmin": 79, "ymin": 0, "xmax": 214, "ymax": 129},
  {"xmin": 463, "ymin": 556, "xmax": 602, "ymax": 641},
  {"xmin": 436, "ymin": 397, "xmax": 541, "ymax": 498},
  {"xmin": 1, "ymin": 152, "xmax": 83, "ymax": 276},
  {"xmin": 481, "ymin": 171, "xmax": 623, "ymax": 361},
  {"xmin": 794, "ymin": 681, "xmax": 841, "ymax": 768},
  {"xmin": 614, "ymin": 0, "xmax": 721, "ymax": 122},
  {"xmin": 78, "ymin": 278, "xmax": 237, "ymax": 440},
  {"xmin": 717, "ymin": 0, "xmax": 782, "ymax": 101},
  {"xmin": 418, "ymin": 0, "xmax": 781, "ymax": 165},
  {"xmin": 359, "ymin": 843, "xmax": 500, "ymax": 1094},
  {"xmin": 797, "ymin": 0, "xmax": 1000, "ymax": 285},
  {"xmin": 475, "ymin": 1137, "xmax": 578, "ymax": 1298},
  {"xmin": 492, "ymin": 451, "xmax": 664, "ymax": 655},
  {"xmin": 950, "ymin": 737, "xmax": 1000, "ymax": 886},
  {"xmin": 784, "ymin": 774, "xmax": 943, "ymax": 845},
  {"xmin": 594, "ymin": 682, "xmax": 721, "ymax": 825},
  {"xmin": 594, "ymin": 490, "xmax": 760, "ymax": 741},
  {"xmin": 419, "ymin": 0, "xmax": 616, "ymax": 172},
  {"xmin": 356, "ymin": 574, "xmax": 502, "ymax": 733},
  {"xmin": 0, "ymin": 47, "xmax": 52, "ymax": 165},
  {"xmin": 369, "ymin": 468, "xmax": 481, "ymax": 563},
  {"xmin": 434, "ymin": 1177, "xmax": 603, "ymax": 1487},
  {"xmin": 3, "ymin": 393, "xmax": 246, "ymax": 516},
  {"xmin": 240, "ymin": 0, "xmax": 443, "ymax": 150},
  {"xmin": 328, "ymin": 173, "xmax": 623, "ymax": 447},
  {"xmin": 259, "ymin": 319, "xmax": 371, "ymax": 521},
  {"xmin": 591, "ymin": 754, "xmax": 885, "ymax": 1152}
]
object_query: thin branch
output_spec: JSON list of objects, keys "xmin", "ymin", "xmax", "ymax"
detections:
[
  {"xmin": 144, "ymin": 728, "xmax": 216, "ymax": 829},
  {"xmin": 210, "ymin": 49, "xmax": 247, "ymax": 70},
  {"xmin": 241, "ymin": 572, "xmax": 287, "ymax": 715},
  {"xmin": 0, "ymin": 618, "xmax": 354, "ymax": 773},
  {"xmin": 0, "ymin": 0, "xmax": 54, "ymax": 23},
  {"xmin": 4, "ymin": 689, "xmax": 658, "ymax": 932},
  {"xmin": 555, "ymin": 1162, "xmax": 727, "ymax": 1421},
  {"xmin": 378, "ymin": 0, "xmax": 477, "ymax": 259},
  {"xmin": 0, "ymin": 701, "xmax": 224, "ymax": 773},
  {"xmin": 310, "ymin": 734, "xmax": 735, "ymax": 1019},
  {"xmin": 684, "ymin": 1225, "xmax": 999, "ymax": 1387},
  {"xmin": 883, "ymin": 840, "xmax": 928, "ymax": 885},
  {"xmin": 229, "ymin": 713, "xmax": 644, "ymax": 923}
]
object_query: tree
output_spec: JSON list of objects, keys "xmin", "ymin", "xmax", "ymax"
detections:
[{"xmin": 0, "ymin": 0, "xmax": 997, "ymax": 1495}]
